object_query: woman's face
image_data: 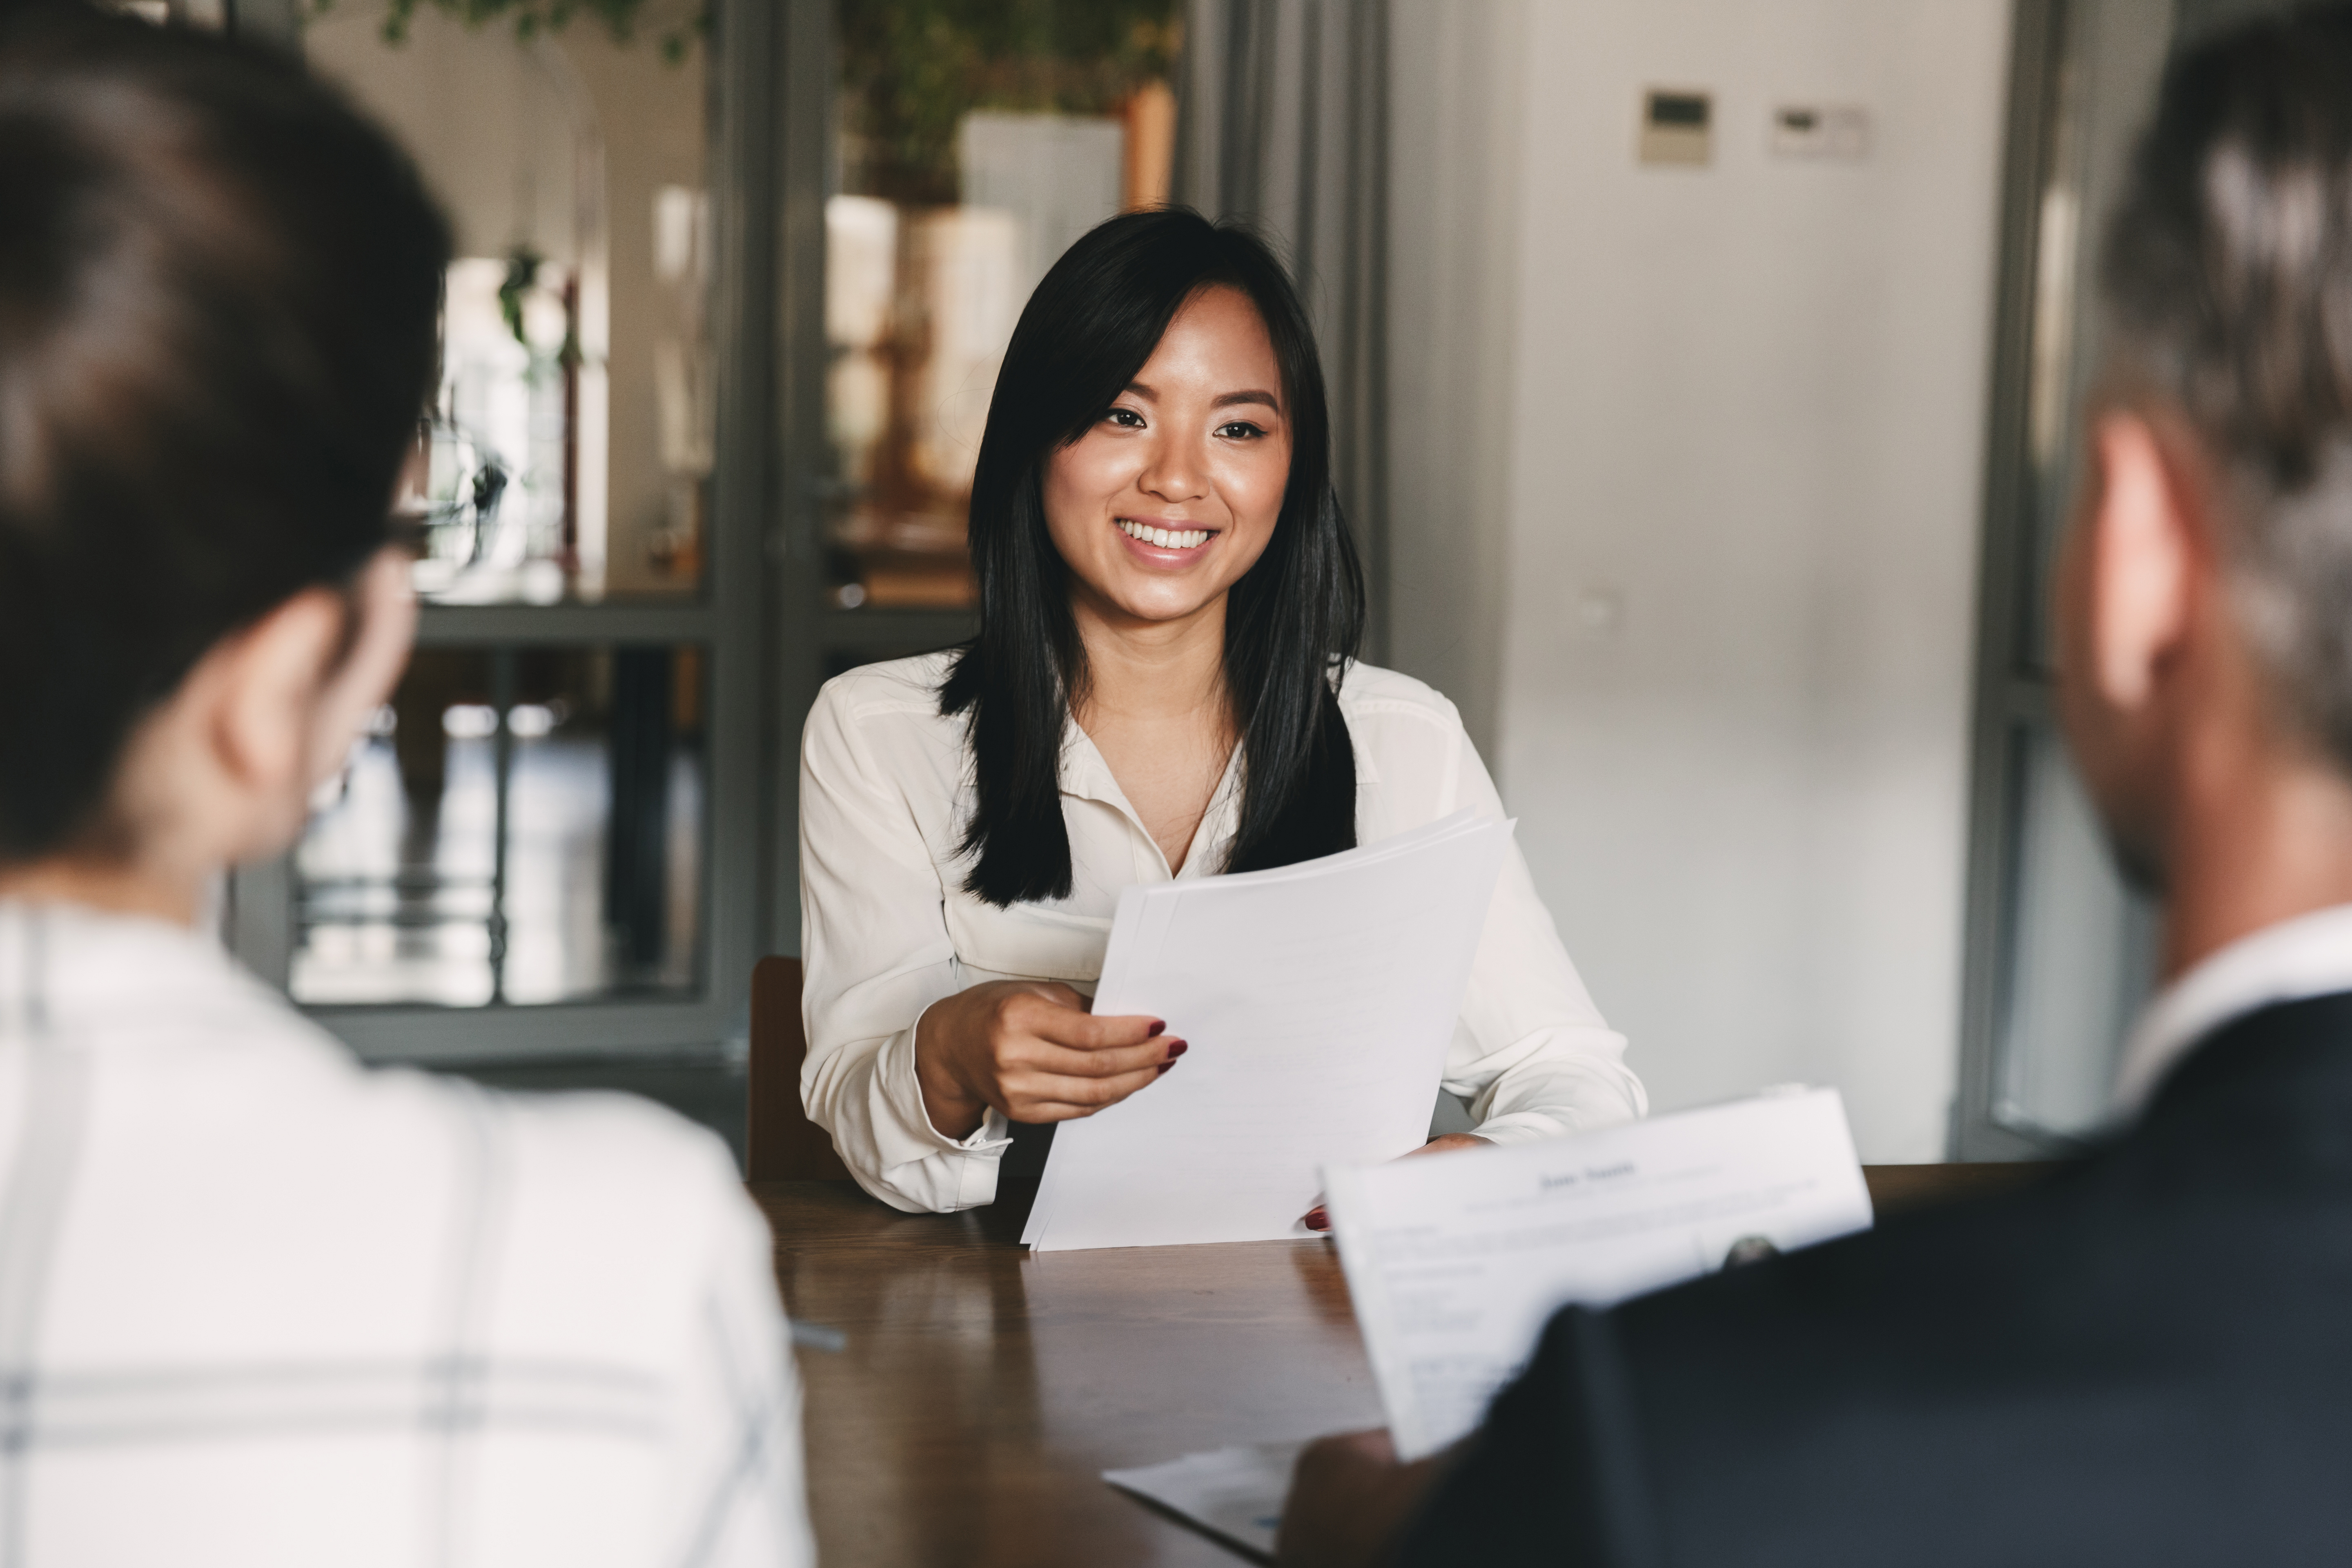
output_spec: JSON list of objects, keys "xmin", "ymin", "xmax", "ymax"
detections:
[{"xmin": 1042, "ymin": 285, "xmax": 1292, "ymax": 631}]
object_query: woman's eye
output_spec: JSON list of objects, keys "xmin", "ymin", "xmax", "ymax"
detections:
[
  {"xmin": 1105, "ymin": 408, "xmax": 1146, "ymax": 428},
  {"xmin": 1216, "ymin": 421, "xmax": 1265, "ymax": 440}
]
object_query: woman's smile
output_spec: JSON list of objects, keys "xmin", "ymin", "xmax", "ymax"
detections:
[{"xmin": 1114, "ymin": 515, "xmax": 1220, "ymax": 560}]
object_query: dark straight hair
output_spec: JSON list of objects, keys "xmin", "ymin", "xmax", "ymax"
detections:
[
  {"xmin": 0, "ymin": 3, "xmax": 448, "ymax": 860},
  {"xmin": 940, "ymin": 207, "xmax": 1366, "ymax": 907}
]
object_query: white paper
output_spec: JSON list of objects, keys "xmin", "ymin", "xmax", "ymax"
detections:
[
  {"xmin": 1022, "ymin": 810, "xmax": 1512, "ymax": 1251},
  {"xmin": 1102, "ymin": 1441, "xmax": 1301, "ymax": 1563},
  {"xmin": 1325, "ymin": 1087, "xmax": 1873, "ymax": 1460}
]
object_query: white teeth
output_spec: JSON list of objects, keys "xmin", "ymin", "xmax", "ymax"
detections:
[{"xmin": 1118, "ymin": 519, "xmax": 1209, "ymax": 549}]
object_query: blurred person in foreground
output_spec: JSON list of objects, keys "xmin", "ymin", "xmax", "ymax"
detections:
[
  {"xmin": 1280, "ymin": 9, "xmax": 2352, "ymax": 1566},
  {"xmin": 0, "ymin": 6, "xmax": 811, "ymax": 1562}
]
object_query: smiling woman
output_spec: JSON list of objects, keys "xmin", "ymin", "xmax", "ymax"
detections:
[
  {"xmin": 950, "ymin": 214, "xmax": 1362, "ymax": 909},
  {"xmin": 795, "ymin": 208, "xmax": 1649, "ymax": 1216}
]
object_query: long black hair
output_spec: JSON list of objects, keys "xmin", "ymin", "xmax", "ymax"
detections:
[{"xmin": 940, "ymin": 207, "xmax": 1365, "ymax": 907}]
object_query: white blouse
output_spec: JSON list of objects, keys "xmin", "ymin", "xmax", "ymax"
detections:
[{"xmin": 797, "ymin": 651, "xmax": 1647, "ymax": 1214}]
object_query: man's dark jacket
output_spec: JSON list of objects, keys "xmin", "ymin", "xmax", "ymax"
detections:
[{"xmin": 1395, "ymin": 993, "xmax": 2352, "ymax": 1566}]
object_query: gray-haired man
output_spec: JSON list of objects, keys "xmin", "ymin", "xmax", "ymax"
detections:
[{"xmin": 1282, "ymin": 8, "xmax": 2352, "ymax": 1564}]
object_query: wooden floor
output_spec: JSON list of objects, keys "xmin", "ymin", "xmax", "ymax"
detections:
[{"xmin": 751, "ymin": 1162, "xmax": 2054, "ymax": 1567}]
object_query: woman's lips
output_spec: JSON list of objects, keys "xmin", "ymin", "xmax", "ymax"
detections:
[{"xmin": 1114, "ymin": 517, "xmax": 1217, "ymax": 555}]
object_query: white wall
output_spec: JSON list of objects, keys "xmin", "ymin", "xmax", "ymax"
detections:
[
  {"xmin": 1389, "ymin": 0, "xmax": 2010, "ymax": 1160},
  {"xmin": 1385, "ymin": 0, "xmax": 1530, "ymax": 757}
]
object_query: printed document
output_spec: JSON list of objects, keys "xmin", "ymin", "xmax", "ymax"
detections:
[
  {"xmin": 1324, "ymin": 1087, "xmax": 1872, "ymax": 1459},
  {"xmin": 1021, "ymin": 810, "xmax": 1512, "ymax": 1251},
  {"xmin": 1102, "ymin": 1442, "xmax": 1300, "ymax": 1562}
]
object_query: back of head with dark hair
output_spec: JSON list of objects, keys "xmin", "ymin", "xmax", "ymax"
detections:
[
  {"xmin": 2103, "ymin": 3, "xmax": 2352, "ymax": 771},
  {"xmin": 942, "ymin": 206, "xmax": 1366, "ymax": 907},
  {"xmin": 0, "ymin": 3, "xmax": 449, "ymax": 860}
]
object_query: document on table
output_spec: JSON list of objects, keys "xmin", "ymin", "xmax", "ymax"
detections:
[
  {"xmin": 1325, "ymin": 1087, "xmax": 1873, "ymax": 1460},
  {"xmin": 1102, "ymin": 1442, "xmax": 1301, "ymax": 1563},
  {"xmin": 1021, "ymin": 809, "xmax": 1512, "ymax": 1252}
]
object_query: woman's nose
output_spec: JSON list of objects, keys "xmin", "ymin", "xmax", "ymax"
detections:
[{"xmin": 1138, "ymin": 436, "xmax": 1208, "ymax": 503}]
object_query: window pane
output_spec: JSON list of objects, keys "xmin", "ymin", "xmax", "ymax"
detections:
[
  {"xmin": 292, "ymin": 646, "xmax": 707, "ymax": 1007},
  {"xmin": 309, "ymin": 2, "xmax": 712, "ymax": 604},
  {"xmin": 1993, "ymin": 719, "xmax": 2157, "ymax": 1140},
  {"xmin": 824, "ymin": 2, "xmax": 1182, "ymax": 610},
  {"xmin": 2013, "ymin": 0, "xmax": 2176, "ymax": 675}
]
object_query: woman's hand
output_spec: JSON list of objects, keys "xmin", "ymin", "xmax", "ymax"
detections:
[
  {"xmin": 1303, "ymin": 1133, "xmax": 1490, "ymax": 1232},
  {"xmin": 1403, "ymin": 1132, "xmax": 1491, "ymax": 1159},
  {"xmin": 914, "ymin": 979, "xmax": 1183, "ymax": 1140}
]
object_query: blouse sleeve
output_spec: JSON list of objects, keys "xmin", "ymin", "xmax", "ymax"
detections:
[
  {"xmin": 797, "ymin": 680, "xmax": 1011, "ymax": 1213},
  {"xmin": 1362, "ymin": 688, "xmax": 1648, "ymax": 1143}
]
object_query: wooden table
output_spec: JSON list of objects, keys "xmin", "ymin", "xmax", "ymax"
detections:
[{"xmin": 751, "ymin": 1163, "xmax": 2053, "ymax": 1568}]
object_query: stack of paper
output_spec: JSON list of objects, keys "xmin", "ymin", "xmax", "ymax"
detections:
[
  {"xmin": 1102, "ymin": 1442, "xmax": 1301, "ymax": 1562},
  {"xmin": 1324, "ymin": 1087, "xmax": 1873, "ymax": 1459},
  {"xmin": 1021, "ymin": 810, "xmax": 1512, "ymax": 1252}
]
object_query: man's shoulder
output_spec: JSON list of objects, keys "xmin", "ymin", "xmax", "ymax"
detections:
[{"xmin": 1594, "ymin": 1146, "xmax": 2352, "ymax": 1562}]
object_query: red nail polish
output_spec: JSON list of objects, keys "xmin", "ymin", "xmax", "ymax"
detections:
[
  {"xmin": 1165, "ymin": 1040, "xmax": 1188, "ymax": 1058},
  {"xmin": 1305, "ymin": 1207, "xmax": 1329, "ymax": 1232},
  {"xmin": 1148, "ymin": 1021, "xmax": 1166, "ymax": 1037},
  {"xmin": 1156, "ymin": 1062, "xmax": 1174, "ymax": 1074}
]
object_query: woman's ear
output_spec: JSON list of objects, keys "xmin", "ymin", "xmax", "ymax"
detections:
[
  {"xmin": 201, "ymin": 547, "xmax": 415, "ymax": 862},
  {"xmin": 209, "ymin": 588, "xmax": 352, "ymax": 811},
  {"xmin": 303, "ymin": 548, "xmax": 416, "ymax": 794}
]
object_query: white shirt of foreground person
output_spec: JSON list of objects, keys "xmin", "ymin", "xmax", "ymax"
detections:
[
  {"xmin": 800, "ymin": 652, "xmax": 1648, "ymax": 1214},
  {"xmin": 0, "ymin": 900, "xmax": 812, "ymax": 1568}
]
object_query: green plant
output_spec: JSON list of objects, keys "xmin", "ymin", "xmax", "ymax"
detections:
[
  {"xmin": 308, "ymin": 0, "xmax": 706, "ymax": 63},
  {"xmin": 839, "ymin": 0, "xmax": 1182, "ymax": 205}
]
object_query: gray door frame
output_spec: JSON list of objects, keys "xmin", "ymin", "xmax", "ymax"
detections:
[{"xmin": 1952, "ymin": 0, "xmax": 2071, "ymax": 1158}]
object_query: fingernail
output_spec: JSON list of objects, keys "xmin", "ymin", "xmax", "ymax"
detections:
[
  {"xmin": 1156, "ymin": 1062, "xmax": 1175, "ymax": 1075},
  {"xmin": 1304, "ymin": 1207, "xmax": 1329, "ymax": 1232},
  {"xmin": 1164, "ymin": 1040, "xmax": 1188, "ymax": 1059},
  {"xmin": 1148, "ymin": 1021, "xmax": 1166, "ymax": 1037}
]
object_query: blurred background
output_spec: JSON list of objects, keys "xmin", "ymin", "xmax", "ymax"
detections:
[{"xmin": 138, "ymin": 0, "xmax": 2269, "ymax": 1167}]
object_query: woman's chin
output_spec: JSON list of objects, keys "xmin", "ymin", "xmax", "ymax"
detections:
[{"xmin": 1083, "ymin": 575, "xmax": 1234, "ymax": 630}]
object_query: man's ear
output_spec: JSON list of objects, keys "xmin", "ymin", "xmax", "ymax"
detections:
[{"xmin": 2086, "ymin": 412, "xmax": 2196, "ymax": 710}]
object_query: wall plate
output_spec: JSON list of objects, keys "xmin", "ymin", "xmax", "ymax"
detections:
[
  {"xmin": 1639, "ymin": 88, "xmax": 1713, "ymax": 166},
  {"xmin": 1771, "ymin": 103, "xmax": 1871, "ymax": 160}
]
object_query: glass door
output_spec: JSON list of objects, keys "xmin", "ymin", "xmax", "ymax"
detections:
[
  {"xmin": 224, "ymin": 0, "xmax": 778, "ymax": 1066},
  {"xmin": 804, "ymin": 0, "xmax": 1181, "ymax": 664},
  {"xmin": 759, "ymin": 0, "xmax": 1183, "ymax": 954},
  {"xmin": 221, "ymin": 0, "xmax": 1188, "ymax": 1059}
]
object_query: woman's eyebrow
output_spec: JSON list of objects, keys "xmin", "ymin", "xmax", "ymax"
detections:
[{"xmin": 1118, "ymin": 383, "xmax": 1282, "ymax": 413}]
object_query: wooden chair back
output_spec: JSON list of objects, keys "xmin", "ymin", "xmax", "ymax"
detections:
[{"xmin": 747, "ymin": 956, "xmax": 853, "ymax": 1181}]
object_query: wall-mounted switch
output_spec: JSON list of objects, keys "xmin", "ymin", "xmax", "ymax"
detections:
[
  {"xmin": 1639, "ymin": 89, "xmax": 1712, "ymax": 166},
  {"xmin": 1771, "ymin": 103, "xmax": 1870, "ymax": 160}
]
